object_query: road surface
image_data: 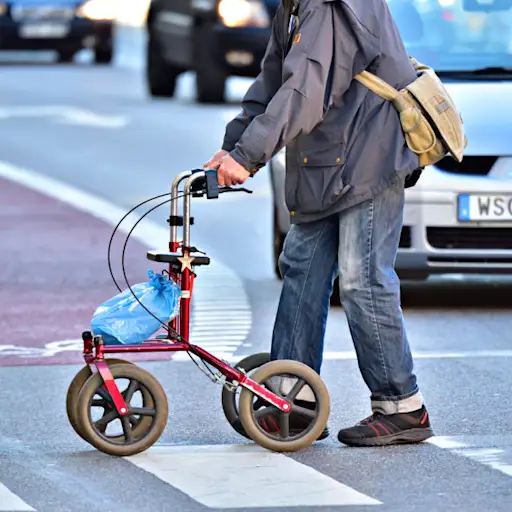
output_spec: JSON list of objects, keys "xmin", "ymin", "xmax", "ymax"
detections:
[{"xmin": 0, "ymin": 26, "xmax": 512, "ymax": 512}]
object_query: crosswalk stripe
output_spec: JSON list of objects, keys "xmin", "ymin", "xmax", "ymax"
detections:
[
  {"xmin": 428, "ymin": 436, "xmax": 512, "ymax": 478},
  {"xmin": 126, "ymin": 444, "xmax": 382, "ymax": 508},
  {"xmin": 0, "ymin": 482, "xmax": 35, "ymax": 511}
]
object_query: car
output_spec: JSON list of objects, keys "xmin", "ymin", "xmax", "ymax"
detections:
[
  {"xmin": 0, "ymin": 0, "xmax": 115, "ymax": 63},
  {"xmin": 145, "ymin": 0, "xmax": 278, "ymax": 103},
  {"xmin": 400, "ymin": 0, "xmax": 512, "ymax": 56},
  {"xmin": 269, "ymin": 0, "xmax": 512, "ymax": 301}
]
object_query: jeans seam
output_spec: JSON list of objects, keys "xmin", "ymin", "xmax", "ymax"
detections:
[
  {"xmin": 365, "ymin": 199, "xmax": 391, "ymax": 395},
  {"xmin": 287, "ymin": 222, "xmax": 331, "ymax": 361}
]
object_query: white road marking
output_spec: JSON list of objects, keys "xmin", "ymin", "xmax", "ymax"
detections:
[
  {"xmin": 233, "ymin": 349, "xmax": 512, "ymax": 361},
  {"xmin": 3, "ymin": 342, "xmax": 512, "ymax": 362},
  {"xmin": 0, "ymin": 161, "xmax": 252, "ymax": 360},
  {"xmin": 319, "ymin": 349, "xmax": 512, "ymax": 361},
  {"xmin": 0, "ymin": 105, "xmax": 127, "ymax": 128},
  {"xmin": 0, "ymin": 482, "xmax": 35, "ymax": 511},
  {"xmin": 428, "ymin": 436, "xmax": 512, "ymax": 478},
  {"xmin": 126, "ymin": 444, "xmax": 381, "ymax": 508}
]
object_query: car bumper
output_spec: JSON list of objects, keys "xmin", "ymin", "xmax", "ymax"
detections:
[
  {"xmin": 212, "ymin": 25, "xmax": 270, "ymax": 77},
  {"xmin": 398, "ymin": 190, "xmax": 512, "ymax": 275},
  {"xmin": 0, "ymin": 17, "xmax": 113, "ymax": 51}
]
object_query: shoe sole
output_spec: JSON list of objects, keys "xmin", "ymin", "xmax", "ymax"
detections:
[{"xmin": 339, "ymin": 427, "xmax": 434, "ymax": 447}]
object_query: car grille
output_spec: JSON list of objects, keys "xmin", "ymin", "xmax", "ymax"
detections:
[
  {"xmin": 10, "ymin": 5, "xmax": 75, "ymax": 22},
  {"xmin": 434, "ymin": 155, "xmax": 498, "ymax": 176},
  {"xmin": 427, "ymin": 227, "xmax": 512, "ymax": 250}
]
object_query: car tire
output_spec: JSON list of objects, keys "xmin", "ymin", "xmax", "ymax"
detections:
[
  {"xmin": 146, "ymin": 30, "xmax": 180, "ymax": 98},
  {"xmin": 57, "ymin": 50, "xmax": 75, "ymax": 63},
  {"xmin": 195, "ymin": 23, "xmax": 227, "ymax": 104},
  {"xmin": 94, "ymin": 46, "xmax": 113, "ymax": 65}
]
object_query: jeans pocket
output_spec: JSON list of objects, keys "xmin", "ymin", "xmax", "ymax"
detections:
[{"xmin": 295, "ymin": 143, "xmax": 346, "ymax": 215}]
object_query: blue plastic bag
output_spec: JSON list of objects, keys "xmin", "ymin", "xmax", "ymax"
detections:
[{"xmin": 90, "ymin": 270, "xmax": 181, "ymax": 345}]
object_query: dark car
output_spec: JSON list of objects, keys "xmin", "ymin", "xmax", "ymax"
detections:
[
  {"xmin": 0, "ymin": 0, "xmax": 115, "ymax": 63},
  {"xmin": 145, "ymin": 0, "xmax": 279, "ymax": 103}
]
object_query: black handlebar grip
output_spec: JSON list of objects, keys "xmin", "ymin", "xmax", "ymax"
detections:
[{"xmin": 204, "ymin": 169, "xmax": 219, "ymax": 199}]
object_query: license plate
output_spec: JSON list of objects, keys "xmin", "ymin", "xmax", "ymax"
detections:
[
  {"xmin": 19, "ymin": 23, "xmax": 69, "ymax": 38},
  {"xmin": 458, "ymin": 194, "xmax": 512, "ymax": 221}
]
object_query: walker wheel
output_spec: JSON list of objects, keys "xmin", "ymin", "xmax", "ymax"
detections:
[
  {"xmin": 221, "ymin": 352, "xmax": 270, "ymax": 439},
  {"xmin": 75, "ymin": 363, "xmax": 168, "ymax": 457},
  {"xmin": 66, "ymin": 358, "xmax": 137, "ymax": 442},
  {"xmin": 238, "ymin": 360, "xmax": 330, "ymax": 452}
]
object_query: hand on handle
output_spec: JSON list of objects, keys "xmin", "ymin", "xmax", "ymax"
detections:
[{"xmin": 203, "ymin": 150, "xmax": 228, "ymax": 170}]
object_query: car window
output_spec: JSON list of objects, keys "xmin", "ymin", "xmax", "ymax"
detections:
[{"xmin": 387, "ymin": 0, "xmax": 512, "ymax": 73}]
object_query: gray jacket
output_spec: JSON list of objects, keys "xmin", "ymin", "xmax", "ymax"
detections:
[{"xmin": 222, "ymin": 0, "xmax": 421, "ymax": 224}]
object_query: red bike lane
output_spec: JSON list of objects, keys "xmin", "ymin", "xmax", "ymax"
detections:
[{"xmin": 0, "ymin": 177, "xmax": 173, "ymax": 366}]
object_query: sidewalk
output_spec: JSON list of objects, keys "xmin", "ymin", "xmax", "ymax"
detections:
[{"xmin": 0, "ymin": 177, "xmax": 172, "ymax": 366}]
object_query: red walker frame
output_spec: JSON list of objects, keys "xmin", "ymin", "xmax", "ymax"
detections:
[{"xmin": 81, "ymin": 169, "xmax": 291, "ymax": 419}]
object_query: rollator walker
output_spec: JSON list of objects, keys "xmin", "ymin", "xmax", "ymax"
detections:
[{"xmin": 65, "ymin": 168, "xmax": 330, "ymax": 456}]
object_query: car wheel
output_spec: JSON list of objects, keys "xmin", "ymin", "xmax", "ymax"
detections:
[
  {"xmin": 57, "ymin": 50, "xmax": 75, "ymax": 63},
  {"xmin": 195, "ymin": 23, "xmax": 227, "ymax": 104},
  {"xmin": 146, "ymin": 30, "xmax": 180, "ymax": 98},
  {"xmin": 94, "ymin": 46, "xmax": 113, "ymax": 65}
]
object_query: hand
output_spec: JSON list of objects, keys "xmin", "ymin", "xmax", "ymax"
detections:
[
  {"xmin": 217, "ymin": 155, "xmax": 251, "ymax": 187},
  {"xmin": 203, "ymin": 150, "xmax": 228, "ymax": 170}
]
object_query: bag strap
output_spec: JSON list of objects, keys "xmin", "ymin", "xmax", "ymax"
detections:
[
  {"xmin": 284, "ymin": 0, "xmax": 300, "ymax": 55},
  {"xmin": 354, "ymin": 57, "xmax": 427, "ymax": 101},
  {"xmin": 354, "ymin": 70, "xmax": 399, "ymax": 102}
]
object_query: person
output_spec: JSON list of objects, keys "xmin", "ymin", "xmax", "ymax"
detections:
[{"xmin": 204, "ymin": 0, "xmax": 434, "ymax": 447}]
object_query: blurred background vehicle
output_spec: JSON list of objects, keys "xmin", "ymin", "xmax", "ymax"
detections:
[
  {"xmin": 145, "ymin": 0, "xmax": 278, "ymax": 103},
  {"xmin": 0, "ymin": 0, "xmax": 116, "ymax": 63},
  {"xmin": 269, "ymin": 0, "xmax": 512, "ymax": 302},
  {"xmin": 407, "ymin": 0, "xmax": 512, "ymax": 58}
]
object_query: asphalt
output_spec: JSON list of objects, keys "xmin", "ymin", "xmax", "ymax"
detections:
[{"xmin": 0, "ymin": 27, "xmax": 512, "ymax": 512}]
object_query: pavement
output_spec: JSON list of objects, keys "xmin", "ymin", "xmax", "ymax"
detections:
[{"xmin": 1, "ymin": 22, "xmax": 512, "ymax": 512}]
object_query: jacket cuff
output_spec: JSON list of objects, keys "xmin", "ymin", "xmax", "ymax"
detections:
[
  {"xmin": 230, "ymin": 148, "xmax": 259, "ymax": 175},
  {"xmin": 222, "ymin": 140, "xmax": 235, "ymax": 152}
]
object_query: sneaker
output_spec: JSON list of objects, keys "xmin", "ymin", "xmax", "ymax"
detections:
[{"xmin": 337, "ymin": 406, "xmax": 434, "ymax": 447}]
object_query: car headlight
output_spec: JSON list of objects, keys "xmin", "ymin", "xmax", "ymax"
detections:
[
  {"xmin": 218, "ymin": 0, "xmax": 270, "ymax": 28},
  {"xmin": 77, "ymin": 0, "xmax": 118, "ymax": 21}
]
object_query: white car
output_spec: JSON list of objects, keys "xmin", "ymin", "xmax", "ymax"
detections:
[{"xmin": 269, "ymin": 1, "xmax": 512, "ymax": 288}]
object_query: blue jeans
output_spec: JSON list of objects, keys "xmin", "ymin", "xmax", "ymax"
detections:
[{"xmin": 271, "ymin": 177, "xmax": 423, "ymax": 414}]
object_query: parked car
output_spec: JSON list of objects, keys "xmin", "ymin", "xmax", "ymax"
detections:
[
  {"xmin": 0, "ymin": 0, "xmax": 115, "ymax": 63},
  {"xmin": 145, "ymin": 0, "xmax": 278, "ymax": 103},
  {"xmin": 269, "ymin": 0, "xmax": 512, "ymax": 298}
]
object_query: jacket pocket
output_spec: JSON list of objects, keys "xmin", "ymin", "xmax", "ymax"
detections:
[{"xmin": 295, "ymin": 142, "xmax": 346, "ymax": 215}]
